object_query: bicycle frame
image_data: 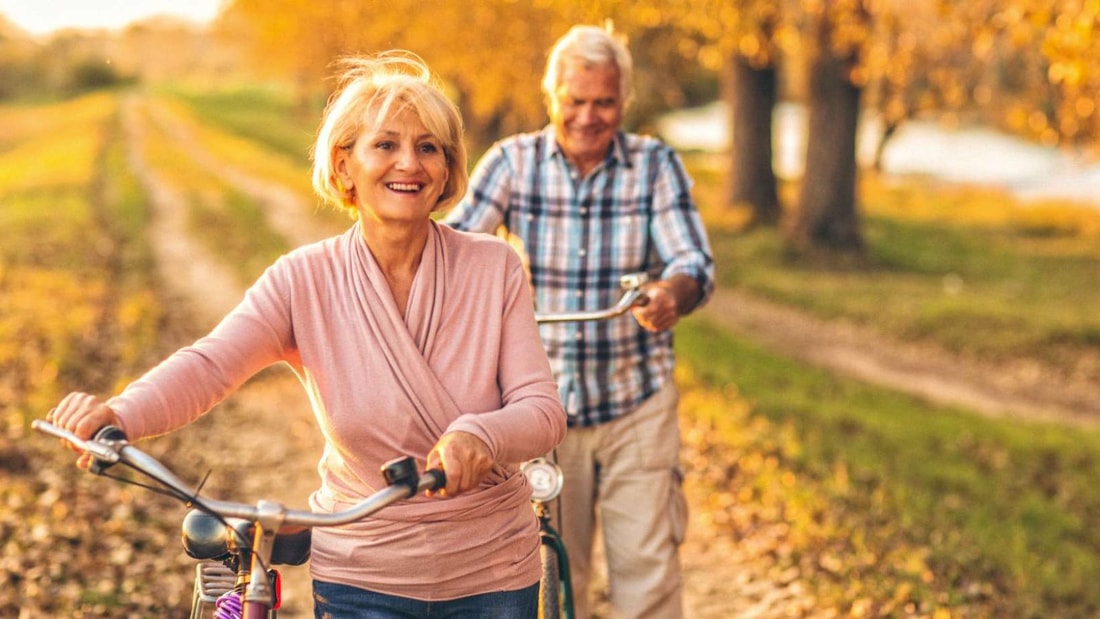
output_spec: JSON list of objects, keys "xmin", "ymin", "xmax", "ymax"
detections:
[
  {"xmin": 539, "ymin": 521, "xmax": 574, "ymax": 618},
  {"xmin": 523, "ymin": 458, "xmax": 574, "ymax": 619},
  {"xmin": 32, "ymin": 420, "xmax": 444, "ymax": 619},
  {"xmin": 525, "ymin": 271, "xmax": 650, "ymax": 619}
]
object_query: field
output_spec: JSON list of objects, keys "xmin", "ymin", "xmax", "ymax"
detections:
[{"xmin": 1, "ymin": 88, "xmax": 1099, "ymax": 617}]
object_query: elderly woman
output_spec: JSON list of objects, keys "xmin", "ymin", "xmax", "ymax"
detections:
[{"xmin": 47, "ymin": 51, "xmax": 565, "ymax": 617}]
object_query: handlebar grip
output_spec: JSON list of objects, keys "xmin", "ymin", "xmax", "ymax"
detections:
[{"xmin": 424, "ymin": 469, "xmax": 447, "ymax": 492}]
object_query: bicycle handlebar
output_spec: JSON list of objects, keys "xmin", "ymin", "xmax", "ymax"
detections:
[
  {"xmin": 534, "ymin": 272, "xmax": 650, "ymax": 324},
  {"xmin": 32, "ymin": 419, "xmax": 446, "ymax": 528}
]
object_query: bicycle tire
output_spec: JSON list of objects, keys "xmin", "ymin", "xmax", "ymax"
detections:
[{"xmin": 539, "ymin": 542, "xmax": 561, "ymax": 619}]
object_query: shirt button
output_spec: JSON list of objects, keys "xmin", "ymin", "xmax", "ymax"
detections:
[
  {"xmin": 578, "ymin": 248, "xmax": 587, "ymax": 257},
  {"xmin": 575, "ymin": 290, "xmax": 583, "ymax": 297},
  {"xmin": 575, "ymin": 332, "xmax": 584, "ymax": 340},
  {"xmin": 579, "ymin": 207, "xmax": 588, "ymax": 215}
]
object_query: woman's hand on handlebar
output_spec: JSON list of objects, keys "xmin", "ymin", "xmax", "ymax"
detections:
[
  {"xmin": 425, "ymin": 431, "xmax": 493, "ymax": 498},
  {"xmin": 45, "ymin": 392, "xmax": 121, "ymax": 468}
]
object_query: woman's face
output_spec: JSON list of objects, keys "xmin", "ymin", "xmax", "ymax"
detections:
[{"xmin": 336, "ymin": 106, "xmax": 449, "ymax": 226}]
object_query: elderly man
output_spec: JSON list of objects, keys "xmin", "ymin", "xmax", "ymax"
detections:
[{"xmin": 445, "ymin": 24, "xmax": 715, "ymax": 619}]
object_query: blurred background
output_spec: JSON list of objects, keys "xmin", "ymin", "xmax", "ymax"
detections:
[
  {"xmin": 3, "ymin": 2, "xmax": 1100, "ymax": 618},
  {"xmin": 6, "ymin": 0, "xmax": 1100, "ymax": 245}
]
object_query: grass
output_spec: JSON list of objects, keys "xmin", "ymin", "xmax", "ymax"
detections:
[
  {"xmin": 133, "ymin": 96, "xmax": 301, "ymax": 283},
  {"xmin": 682, "ymin": 157, "xmax": 1100, "ymax": 616},
  {"xmin": 689, "ymin": 157, "xmax": 1100, "ymax": 376},
  {"xmin": 0, "ymin": 90, "xmax": 308, "ymax": 617},
  {"xmin": 677, "ymin": 320, "xmax": 1100, "ymax": 616},
  {"xmin": 163, "ymin": 84, "xmax": 320, "ymax": 162},
  {"xmin": 149, "ymin": 91, "xmax": 351, "ymax": 255},
  {"xmin": 0, "ymin": 94, "xmax": 164, "ymax": 418},
  {"xmin": 0, "ymin": 94, "xmax": 183, "ymax": 616}
]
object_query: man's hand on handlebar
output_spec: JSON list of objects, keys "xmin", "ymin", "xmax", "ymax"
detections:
[
  {"xmin": 425, "ymin": 431, "xmax": 493, "ymax": 498},
  {"xmin": 632, "ymin": 274, "xmax": 704, "ymax": 333},
  {"xmin": 46, "ymin": 392, "xmax": 121, "ymax": 468},
  {"xmin": 632, "ymin": 283, "xmax": 680, "ymax": 333}
]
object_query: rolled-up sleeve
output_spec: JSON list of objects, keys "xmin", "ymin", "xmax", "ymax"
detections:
[{"xmin": 652, "ymin": 149, "xmax": 715, "ymax": 307}]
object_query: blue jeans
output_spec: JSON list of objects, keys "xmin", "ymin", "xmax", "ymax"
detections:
[{"xmin": 312, "ymin": 580, "xmax": 539, "ymax": 618}]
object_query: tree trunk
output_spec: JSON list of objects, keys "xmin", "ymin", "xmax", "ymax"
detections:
[
  {"xmin": 727, "ymin": 55, "xmax": 781, "ymax": 226},
  {"xmin": 791, "ymin": 24, "xmax": 864, "ymax": 252}
]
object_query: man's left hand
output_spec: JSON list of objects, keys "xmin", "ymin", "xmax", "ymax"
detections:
[{"xmin": 633, "ymin": 283, "xmax": 680, "ymax": 332}]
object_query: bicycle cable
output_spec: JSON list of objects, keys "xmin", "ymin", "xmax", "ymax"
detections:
[
  {"xmin": 100, "ymin": 463, "xmax": 258, "ymax": 561},
  {"xmin": 104, "ymin": 460, "xmax": 280, "ymax": 590}
]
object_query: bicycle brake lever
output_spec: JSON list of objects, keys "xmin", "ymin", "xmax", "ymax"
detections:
[
  {"xmin": 620, "ymin": 273, "xmax": 650, "ymax": 310},
  {"xmin": 380, "ymin": 457, "xmax": 447, "ymax": 495},
  {"xmin": 381, "ymin": 457, "xmax": 419, "ymax": 495}
]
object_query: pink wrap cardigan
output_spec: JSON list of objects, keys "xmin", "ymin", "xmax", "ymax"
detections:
[{"xmin": 107, "ymin": 221, "xmax": 567, "ymax": 600}]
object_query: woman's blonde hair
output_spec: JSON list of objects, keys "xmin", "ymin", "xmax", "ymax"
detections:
[{"xmin": 311, "ymin": 51, "xmax": 468, "ymax": 216}]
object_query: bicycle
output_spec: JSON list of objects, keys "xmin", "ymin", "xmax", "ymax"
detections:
[
  {"xmin": 32, "ymin": 420, "xmax": 445, "ymax": 619},
  {"xmin": 34, "ymin": 273, "xmax": 649, "ymax": 619},
  {"xmin": 524, "ymin": 272, "xmax": 650, "ymax": 619}
]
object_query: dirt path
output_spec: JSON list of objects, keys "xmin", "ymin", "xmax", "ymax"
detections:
[
  {"xmin": 123, "ymin": 94, "xmax": 323, "ymax": 616},
  {"xmin": 124, "ymin": 93, "xmax": 1099, "ymax": 618},
  {"xmin": 696, "ymin": 291, "xmax": 1100, "ymax": 428}
]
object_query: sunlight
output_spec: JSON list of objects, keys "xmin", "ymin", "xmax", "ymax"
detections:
[{"xmin": 0, "ymin": 0, "xmax": 222, "ymax": 35}]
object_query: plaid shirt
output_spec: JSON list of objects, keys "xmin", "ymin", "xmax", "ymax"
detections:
[{"xmin": 445, "ymin": 126, "xmax": 714, "ymax": 427}]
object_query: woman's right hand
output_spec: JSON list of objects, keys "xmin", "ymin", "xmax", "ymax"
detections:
[
  {"xmin": 425, "ymin": 431, "xmax": 493, "ymax": 498},
  {"xmin": 46, "ymin": 392, "xmax": 121, "ymax": 466}
]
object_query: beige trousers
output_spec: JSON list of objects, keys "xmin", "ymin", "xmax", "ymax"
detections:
[{"xmin": 550, "ymin": 381, "xmax": 687, "ymax": 619}]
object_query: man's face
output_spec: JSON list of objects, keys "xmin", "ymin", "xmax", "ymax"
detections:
[{"xmin": 549, "ymin": 59, "xmax": 623, "ymax": 173}]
